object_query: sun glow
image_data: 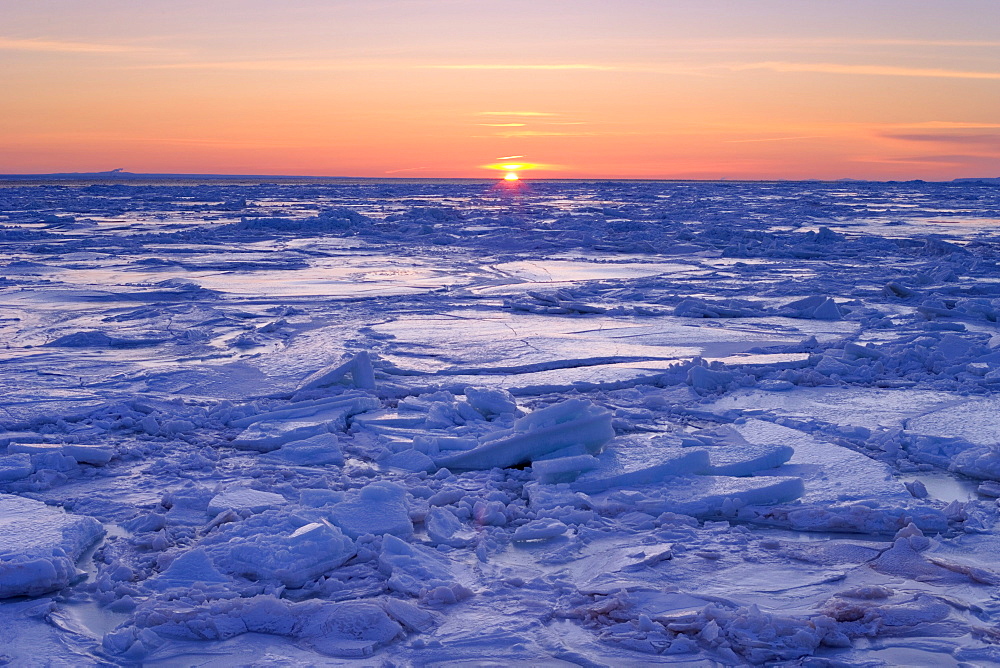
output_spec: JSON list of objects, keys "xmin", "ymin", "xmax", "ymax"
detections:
[{"xmin": 482, "ymin": 160, "xmax": 547, "ymax": 177}]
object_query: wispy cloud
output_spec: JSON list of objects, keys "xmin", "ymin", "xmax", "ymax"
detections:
[
  {"xmin": 861, "ymin": 154, "xmax": 1000, "ymax": 166},
  {"xmin": 3, "ymin": 132, "xmax": 303, "ymax": 149},
  {"xmin": 125, "ymin": 58, "xmax": 699, "ymax": 79},
  {"xmin": 130, "ymin": 136, "xmax": 304, "ymax": 149},
  {"xmin": 726, "ymin": 61, "xmax": 1000, "ymax": 80},
  {"xmin": 431, "ymin": 60, "xmax": 1000, "ymax": 81},
  {"xmin": 725, "ymin": 135, "xmax": 825, "ymax": 143},
  {"xmin": 0, "ymin": 36, "xmax": 159, "ymax": 54},
  {"xmin": 436, "ymin": 62, "xmax": 711, "ymax": 77},
  {"xmin": 611, "ymin": 36, "xmax": 1000, "ymax": 54},
  {"xmin": 134, "ymin": 59, "xmax": 375, "ymax": 71},
  {"xmin": 478, "ymin": 123, "xmax": 526, "ymax": 127},
  {"xmin": 881, "ymin": 132, "xmax": 1000, "ymax": 156},
  {"xmin": 883, "ymin": 132, "xmax": 1000, "ymax": 145},
  {"xmin": 477, "ymin": 111, "xmax": 558, "ymax": 117},
  {"xmin": 889, "ymin": 121, "xmax": 1000, "ymax": 130},
  {"xmin": 384, "ymin": 167, "xmax": 431, "ymax": 174},
  {"xmin": 134, "ymin": 60, "xmax": 621, "ymax": 73},
  {"xmin": 134, "ymin": 60, "xmax": 668, "ymax": 74},
  {"xmin": 494, "ymin": 130, "xmax": 597, "ymax": 138},
  {"xmin": 860, "ymin": 39, "xmax": 1000, "ymax": 48},
  {"xmin": 424, "ymin": 63, "xmax": 617, "ymax": 71}
]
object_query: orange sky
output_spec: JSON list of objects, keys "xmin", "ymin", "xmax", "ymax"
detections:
[{"xmin": 2, "ymin": 1, "xmax": 999, "ymax": 179}]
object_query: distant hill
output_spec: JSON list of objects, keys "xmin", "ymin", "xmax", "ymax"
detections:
[
  {"xmin": 0, "ymin": 170, "xmax": 352, "ymax": 181},
  {"xmin": 953, "ymin": 177, "xmax": 1000, "ymax": 184}
]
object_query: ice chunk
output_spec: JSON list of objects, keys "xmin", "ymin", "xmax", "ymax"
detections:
[
  {"xmin": 464, "ymin": 387, "xmax": 517, "ymax": 418},
  {"xmin": 297, "ymin": 600, "xmax": 403, "ymax": 657},
  {"xmin": 0, "ymin": 493, "xmax": 104, "ymax": 598},
  {"xmin": 534, "ymin": 444, "xmax": 591, "ymax": 461},
  {"xmin": 570, "ymin": 437, "xmax": 710, "ymax": 494},
  {"xmin": 596, "ymin": 475, "xmax": 805, "ymax": 518},
  {"xmin": 45, "ymin": 330, "xmax": 116, "ymax": 347},
  {"xmin": 977, "ymin": 481, "xmax": 1000, "ymax": 497},
  {"xmin": 758, "ymin": 379, "xmax": 794, "ymax": 391},
  {"xmin": 949, "ymin": 447, "xmax": 1000, "ymax": 481},
  {"xmin": 0, "ymin": 453, "xmax": 32, "ymax": 481},
  {"xmin": 232, "ymin": 419, "xmax": 336, "ymax": 453},
  {"xmin": 382, "ymin": 449, "xmax": 436, "ymax": 472},
  {"xmin": 147, "ymin": 548, "xmax": 229, "ymax": 590},
  {"xmin": 207, "ymin": 486, "xmax": 286, "ymax": 516},
  {"xmin": 31, "ymin": 451, "xmax": 77, "ymax": 472},
  {"xmin": 205, "ymin": 518, "xmax": 356, "ymax": 588},
  {"xmin": 884, "ymin": 281, "xmax": 916, "ymax": 298},
  {"xmin": 905, "ymin": 479, "xmax": 929, "ymax": 499},
  {"xmin": 435, "ymin": 399, "xmax": 614, "ymax": 471},
  {"xmin": 532, "ymin": 454, "xmax": 600, "ymax": 484},
  {"xmin": 161, "ymin": 483, "xmax": 217, "ymax": 526},
  {"xmin": 700, "ymin": 426, "xmax": 794, "ymax": 476},
  {"xmin": 231, "ymin": 396, "xmax": 380, "ymax": 452},
  {"xmin": 7, "ymin": 442, "xmax": 64, "ymax": 456},
  {"xmin": 426, "ymin": 507, "xmax": 474, "ymax": 547},
  {"xmin": 107, "ymin": 596, "xmax": 401, "ymax": 659},
  {"xmin": 229, "ymin": 395, "xmax": 380, "ymax": 429},
  {"xmin": 381, "ymin": 597, "xmax": 438, "ymax": 632},
  {"xmin": 781, "ymin": 295, "xmax": 843, "ymax": 320},
  {"xmin": 786, "ymin": 504, "xmax": 948, "ymax": 534},
  {"xmin": 327, "ymin": 481, "xmax": 413, "ymax": 539},
  {"xmin": 268, "ymin": 433, "xmax": 344, "ymax": 466},
  {"xmin": 299, "ymin": 489, "xmax": 346, "ymax": 507},
  {"xmin": 687, "ymin": 365, "xmax": 737, "ymax": 392},
  {"xmin": 379, "ymin": 534, "xmax": 471, "ymax": 601},
  {"xmin": 414, "ymin": 435, "xmax": 478, "ymax": 454},
  {"xmin": 352, "ymin": 409, "xmax": 427, "ymax": 429},
  {"xmin": 868, "ymin": 531, "xmax": 996, "ymax": 585},
  {"xmin": 674, "ymin": 298, "xmax": 749, "ymax": 318},
  {"xmin": 61, "ymin": 444, "xmax": 114, "ymax": 466},
  {"xmin": 512, "ymin": 518, "xmax": 568, "ymax": 541},
  {"xmin": 298, "ymin": 352, "xmax": 376, "ymax": 391}
]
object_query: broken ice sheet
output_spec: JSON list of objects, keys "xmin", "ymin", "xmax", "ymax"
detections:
[
  {"xmin": 907, "ymin": 395, "xmax": 1000, "ymax": 447},
  {"xmin": 734, "ymin": 419, "xmax": 910, "ymax": 504},
  {"xmin": 705, "ymin": 386, "xmax": 958, "ymax": 431},
  {"xmin": 4, "ymin": 180, "xmax": 1000, "ymax": 665}
]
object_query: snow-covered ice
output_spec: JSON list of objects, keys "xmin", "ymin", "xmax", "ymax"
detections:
[
  {"xmin": 3, "ymin": 178, "xmax": 1000, "ymax": 665},
  {"xmin": 0, "ymin": 493, "xmax": 104, "ymax": 597}
]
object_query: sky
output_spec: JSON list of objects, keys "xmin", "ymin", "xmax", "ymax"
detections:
[{"xmin": 1, "ymin": 0, "xmax": 999, "ymax": 180}]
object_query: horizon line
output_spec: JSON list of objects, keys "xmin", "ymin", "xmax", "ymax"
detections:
[{"xmin": 0, "ymin": 169, "xmax": 997, "ymax": 184}]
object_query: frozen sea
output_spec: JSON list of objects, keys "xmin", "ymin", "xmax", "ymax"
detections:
[{"xmin": 2, "ymin": 177, "xmax": 1000, "ymax": 665}]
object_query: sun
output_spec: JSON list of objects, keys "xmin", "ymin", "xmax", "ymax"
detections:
[{"xmin": 482, "ymin": 158, "xmax": 548, "ymax": 180}]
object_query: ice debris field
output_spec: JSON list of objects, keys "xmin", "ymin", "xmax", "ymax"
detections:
[{"xmin": 2, "ymin": 178, "xmax": 1000, "ymax": 665}]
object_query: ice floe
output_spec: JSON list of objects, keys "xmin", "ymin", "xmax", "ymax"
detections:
[{"xmin": 0, "ymin": 493, "xmax": 104, "ymax": 597}]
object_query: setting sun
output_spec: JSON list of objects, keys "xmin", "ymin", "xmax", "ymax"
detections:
[{"xmin": 482, "ymin": 160, "xmax": 549, "ymax": 177}]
